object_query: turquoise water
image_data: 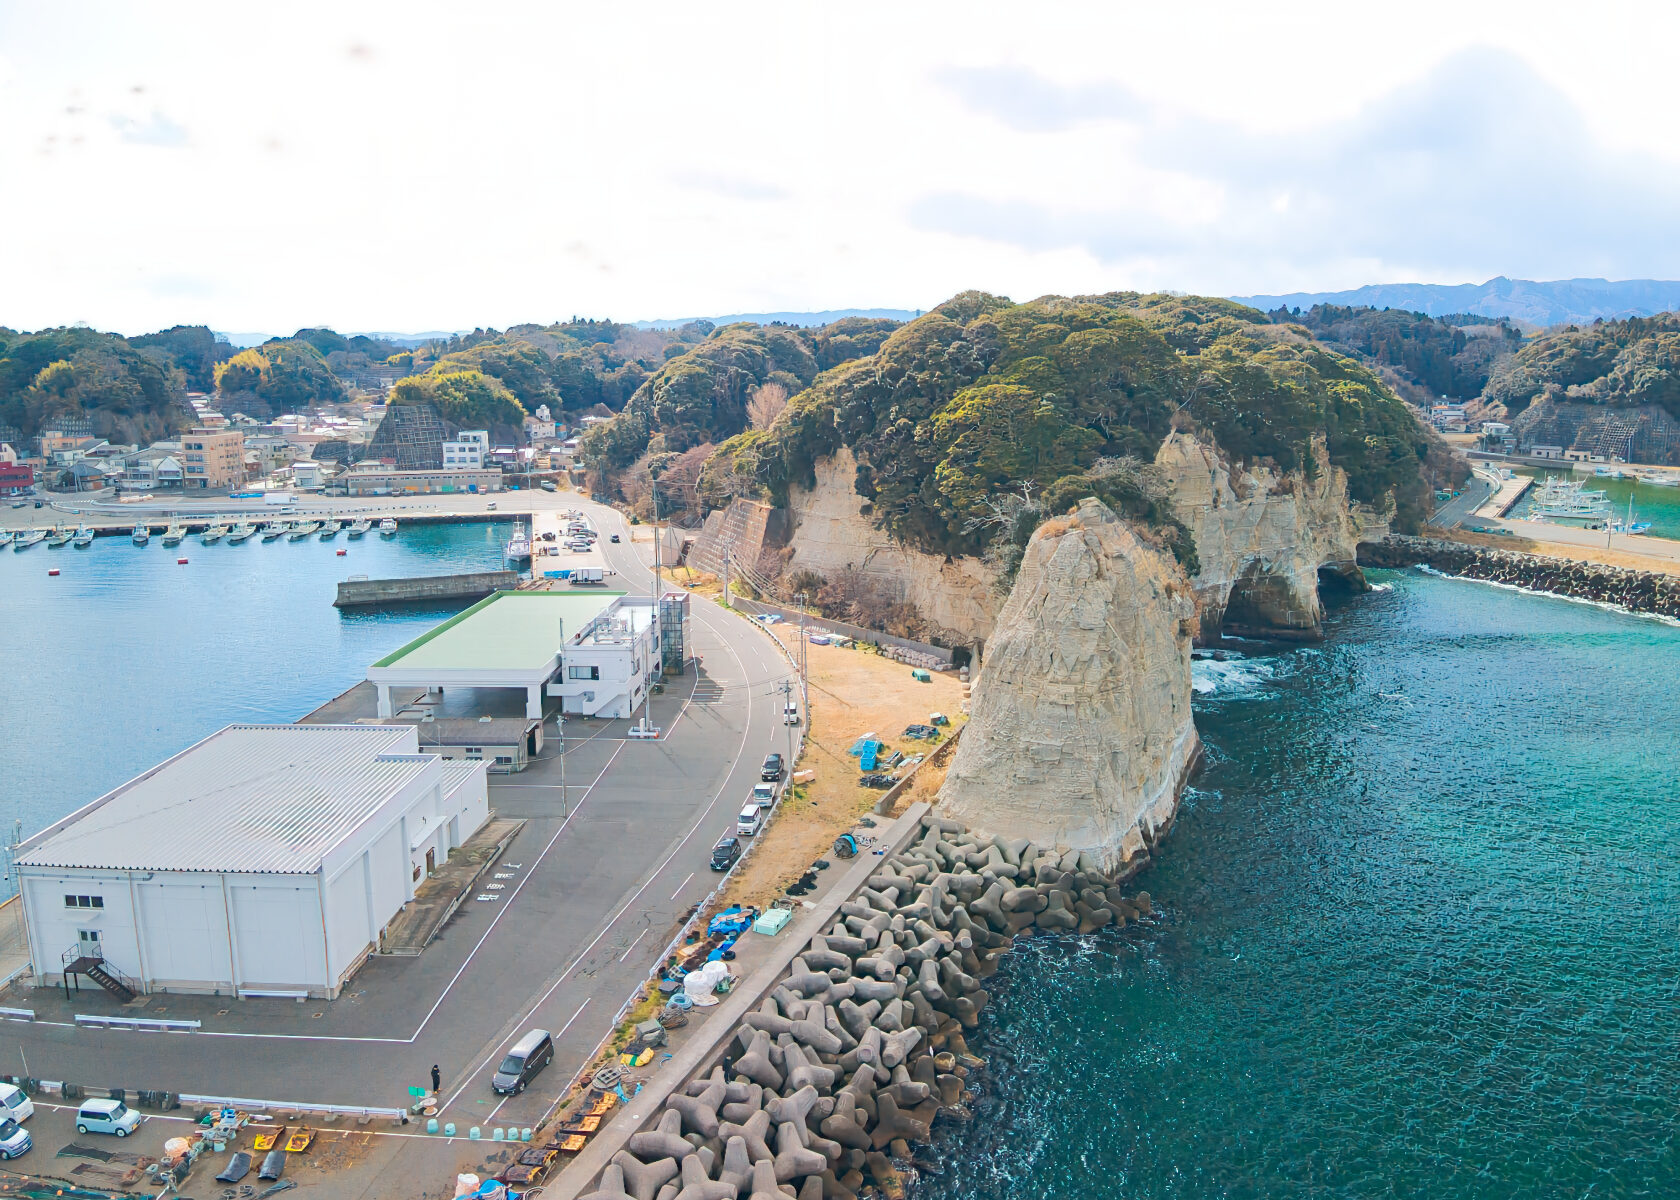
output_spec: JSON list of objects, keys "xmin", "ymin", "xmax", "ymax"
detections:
[
  {"xmin": 0, "ymin": 522, "xmax": 513, "ymax": 842},
  {"xmin": 913, "ymin": 572, "xmax": 1680, "ymax": 1199},
  {"xmin": 1512, "ymin": 467, "xmax": 1680, "ymax": 538}
]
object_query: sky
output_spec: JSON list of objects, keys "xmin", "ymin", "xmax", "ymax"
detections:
[{"xmin": 3, "ymin": 1, "xmax": 1678, "ymax": 336}]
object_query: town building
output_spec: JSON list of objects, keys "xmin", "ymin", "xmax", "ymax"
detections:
[
  {"xmin": 14, "ymin": 724, "xmax": 488, "ymax": 1000},
  {"xmin": 119, "ymin": 451, "xmax": 183, "ymax": 491},
  {"xmin": 442, "ymin": 430, "xmax": 489, "ymax": 469},
  {"xmin": 383, "ymin": 716, "xmax": 545, "ymax": 773},
  {"xmin": 0, "ymin": 445, "xmax": 33, "ymax": 495},
  {"xmin": 181, "ymin": 428, "xmax": 245, "ymax": 489},
  {"xmin": 342, "ymin": 465, "xmax": 503, "ymax": 496}
]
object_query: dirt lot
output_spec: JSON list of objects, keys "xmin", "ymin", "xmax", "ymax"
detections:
[{"xmin": 720, "ymin": 639, "xmax": 965, "ymax": 910}]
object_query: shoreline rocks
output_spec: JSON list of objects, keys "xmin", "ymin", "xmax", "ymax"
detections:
[
  {"xmin": 581, "ymin": 815, "xmax": 1154, "ymax": 1200},
  {"xmin": 1360, "ymin": 535, "xmax": 1680, "ymax": 619}
]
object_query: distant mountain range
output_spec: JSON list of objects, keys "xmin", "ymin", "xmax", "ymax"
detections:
[
  {"xmin": 633, "ymin": 308, "xmax": 921, "ymax": 330},
  {"xmin": 1231, "ymin": 278, "xmax": 1680, "ymax": 328}
]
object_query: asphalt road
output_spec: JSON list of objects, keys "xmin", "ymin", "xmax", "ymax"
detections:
[
  {"xmin": 2, "ymin": 495, "xmax": 796, "ymax": 1127},
  {"xmin": 1427, "ymin": 473, "xmax": 1494, "ymax": 529}
]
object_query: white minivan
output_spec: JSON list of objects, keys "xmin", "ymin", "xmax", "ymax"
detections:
[
  {"xmin": 75, "ymin": 1098, "xmax": 142, "ymax": 1138},
  {"xmin": 736, "ymin": 804, "xmax": 765, "ymax": 836},
  {"xmin": 0, "ymin": 1083, "xmax": 33, "ymax": 1123}
]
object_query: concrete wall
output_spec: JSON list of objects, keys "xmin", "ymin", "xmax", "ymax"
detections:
[
  {"xmin": 334, "ymin": 571, "xmax": 519, "ymax": 608},
  {"xmin": 729, "ymin": 597, "xmax": 954, "ymax": 664}
]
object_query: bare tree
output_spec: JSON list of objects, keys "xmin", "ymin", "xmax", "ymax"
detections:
[
  {"xmin": 747, "ymin": 381, "xmax": 789, "ymax": 431},
  {"xmin": 656, "ymin": 442, "xmax": 714, "ymax": 520}
]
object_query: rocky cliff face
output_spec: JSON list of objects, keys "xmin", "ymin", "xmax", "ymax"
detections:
[
  {"xmin": 783, "ymin": 447, "xmax": 999, "ymax": 645},
  {"xmin": 1156, "ymin": 432, "xmax": 1383, "ymax": 641},
  {"xmin": 936, "ymin": 499, "xmax": 1199, "ymax": 871}
]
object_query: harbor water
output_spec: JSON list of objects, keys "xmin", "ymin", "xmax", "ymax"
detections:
[
  {"xmin": 1511, "ymin": 467, "xmax": 1680, "ymax": 538},
  {"xmin": 0, "ymin": 521, "xmax": 513, "ymax": 847},
  {"xmin": 910, "ymin": 570, "xmax": 1680, "ymax": 1198}
]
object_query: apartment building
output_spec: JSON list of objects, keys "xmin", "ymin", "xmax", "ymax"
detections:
[{"xmin": 181, "ymin": 428, "xmax": 246, "ymax": 489}]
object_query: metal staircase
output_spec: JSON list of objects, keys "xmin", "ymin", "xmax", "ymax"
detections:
[{"xmin": 61, "ymin": 945, "xmax": 138, "ymax": 1002}]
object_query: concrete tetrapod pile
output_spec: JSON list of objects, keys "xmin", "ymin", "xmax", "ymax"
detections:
[{"xmin": 579, "ymin": 814, "xmax": 1153, "ymax": 1200}]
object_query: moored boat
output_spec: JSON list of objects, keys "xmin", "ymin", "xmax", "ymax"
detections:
[
  {"xmin": 226, "ymin": 522, "xmax": 257, "ymax": 543},
  {"xmin": 1528, "ymin": 477, "xmax": 1614, "ymax": 526},
  {"xmin": 201, "ymin": 522, "xmax": 229, "ymax": 544},
  {"xmin": 378, "ymin": 517, "xmax": 398, "ymax": 536},
  {"xmin": 12, "ymin": 528, "xmax": 45, "ymax": 551},
  {"xmin": 319, "ymin": 520, "xmax": 344, "ymax": 539},
  {"xmin": 160, "ymin": 523, "xmax": 187, "ymax": 547},
  {"xmin": 46, "ymin": 527, "xmax": 72, "ymax": 547},
  {"xmin": 131, "ymin": 524, "xmax": 151, "ymax": 546},
  {"xmin": 288, "ymin": 521, "xmax": 321, "ymax": 539},
  {"xmin": 260, "ymin": 521, "xmax": 289, "ymax": 541},
  {"xmin": 71, "ymin": 525, "xmax": 95, "ymax": 547},
  {"xmin": 347, "ymin": 518, "xmax": 372, "ymax": 537}
]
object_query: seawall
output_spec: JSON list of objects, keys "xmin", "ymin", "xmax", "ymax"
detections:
[
  {"xmin": 1359, "ymin": 535, "xmax": 1680, "ymax": 618},
  {"xmin": 332, "ymin": 570, "xmax": 520, "ymax": 608}
]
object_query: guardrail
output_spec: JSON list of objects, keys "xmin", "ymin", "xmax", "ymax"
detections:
[
  {"xmin": 0, "ymin": 1007, "xmax": 35, "ymax": 1021},
  {"xmin": 76, "ymin": 1013, "xmax": 201, "ymax": 1031},
  {"xmin": 178, "ymin": 1092, "xmax": 407, "ymax": 1121}
]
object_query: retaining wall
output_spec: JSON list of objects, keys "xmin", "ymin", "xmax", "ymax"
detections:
[
  {"xmin": 333, "ymin": 570, "xmax": 520, "ymax": 607},
  {"xmin": 729, "ymin": 597, "xmax": 955, "ymax": 665}
]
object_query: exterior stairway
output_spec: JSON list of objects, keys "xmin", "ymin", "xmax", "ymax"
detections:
[{"xmin": 62, "ymin": 949, "xmax": 138, "ymax": 1001}]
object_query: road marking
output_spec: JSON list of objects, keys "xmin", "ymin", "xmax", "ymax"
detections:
[
  {"xmin": 617, "ymin": 928, "xmax": 648, "ymax": 962},
  {"xmin": 476, "ymin": 998, "xmax": 592, "ymax": 1122},
  {"xmin": 669, "ymin": 872, "xmax": 694, "ymax": 900}
]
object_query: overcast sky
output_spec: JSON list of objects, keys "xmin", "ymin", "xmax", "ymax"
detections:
[{"xmin": 3, "ymin": 1, "xmax": 1677, "ymax": 335}]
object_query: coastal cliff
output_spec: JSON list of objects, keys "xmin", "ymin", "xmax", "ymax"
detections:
[
  {"xmin": 937, "ymin": 499, "xmax": 1199, "ymax": 872},
  {"xmin": 1158, "ymin": 431, "xmax": 1382, "ymax": 641}
]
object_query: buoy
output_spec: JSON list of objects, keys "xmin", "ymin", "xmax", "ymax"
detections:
[
  {"xmin": 47, "ymin": 569, "xmax": 59, "ymax": 576},
  {"xmin": 177, "ymin": 558, "xmax": 188, "ymax": 564},
  {"xmin": 336, "ymin": 549, "xmax": 346, "ymax": 556}
]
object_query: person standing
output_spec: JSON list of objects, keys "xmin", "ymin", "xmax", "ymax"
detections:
[{"xmin": 431, "ymin": 1064, "xmax": 442, "ymax": 1094}]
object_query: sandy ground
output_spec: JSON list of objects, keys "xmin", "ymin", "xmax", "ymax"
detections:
[
  {"xmin": 719, "ymin": 640, "xmax": 965, "ymax": 910},
  {"xmin": 1440, "ymin": 527, "xmax": 1680, "ymax": 576}
]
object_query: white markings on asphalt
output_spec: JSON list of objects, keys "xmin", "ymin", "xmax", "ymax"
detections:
[
  {"xmin": 617, "ymin": 929, "xmax": 648, "ymax": 962},
  {"xmin": 669, "ymin": 872, "xmax": 694, "ymax": 900},
  {"xmin": 476, "ymin": 998, "xmax": 593, "ymax": 1122}
]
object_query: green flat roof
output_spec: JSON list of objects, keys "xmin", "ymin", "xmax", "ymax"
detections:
[{"xmin": 372, "ymin": 590, "xmax": 624, "ymax": 672}]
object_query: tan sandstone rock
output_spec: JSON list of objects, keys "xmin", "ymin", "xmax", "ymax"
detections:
[{"xmin": 936, "ymin": 498, "xmax": 1199, "ymax": 869}]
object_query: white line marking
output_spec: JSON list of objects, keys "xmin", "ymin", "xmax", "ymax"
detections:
[
  {"xmin": 477, "ymin": 998, "xmax": 592, "ymax": 1121},
  {"xmin": 669, "ymin": 872, "xmax": 695, "ymax": 900},
  {"xmin": 617, "ymin": 929, "xmax": 648, "ymax": 962}
]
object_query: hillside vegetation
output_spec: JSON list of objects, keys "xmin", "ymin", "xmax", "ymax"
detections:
[
  {"xmin": 1267, "ymin": 304, "xmax": 1520, "ymax": 402},
  {"xmin": 0, "ymin": 325, "xmax": 214, "ymax": 444},
  {"xmin": 1483, "ymin": 314, "xmax": 1680, "ymax": 418},
  {"xmin": 697, "ymin": 292, "xmax": 1434, "ymax": 569}
]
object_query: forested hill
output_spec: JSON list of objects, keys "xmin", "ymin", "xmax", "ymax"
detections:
[
  {"xmin": 1265, "ymin": 305, "xmax": 1521, "ymax": 402},
  {"xmin": 1235, "ymin": 277, "xmax": 1680, "ymax": 328},
  {"xmin": 1483, "ymin": 314, "xmax": 1680, "ymax": 418},
  {"xmin": 677, "ymin": 292, "xmax": 1436, "ymax": 569}
]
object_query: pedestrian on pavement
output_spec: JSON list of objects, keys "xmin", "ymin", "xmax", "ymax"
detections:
[{"xmin": 431, "ymin": 1064, "xmax": 441, "ymax": 1094}]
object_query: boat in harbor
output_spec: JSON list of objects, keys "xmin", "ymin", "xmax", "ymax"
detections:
[
  {"xmin": 1528, "ymin": 477, "xmax": 1614, "ymax": 526},
  {"xmin": 288, "ymin": 521, "xmax": 322, "ymax": 539},
  {"xmin": 46, "ymin": 527, "xmax": 72, "ymax": 548},
  {"xmin": 131, "ymin": 524, "xmax": 151, "ymax": 546},
  {"xmin": 347, "ymin": 518, "xmax": 372, "ymax": 537},
  {"xmin": 0, "ymin": 530, "xmax": 11, "ymax": 547},
  {"xmin": 160, "ymin": 523, "xmax": 187, "ymax": 547},
  {"xmin": 319, "ymin": 520, "xmax": 344, "ymax": 539},
  {"xmin": 379, "ymin": 518, "xmax": 398, "ymax": 536},
  {"xmin": 1611, "ymin": 496, "xmax": 1653, "ymax": 536},
  {"xmin": 504, "ymin": 525, "xmax": 533, "ymax": 562},
  {"xmin": 226, "ymin": 521, "xmax": 257, "ymax": 543},
  {"xmin": 260, "ymin": 521, "xmax": 290, "ymax": 541},
  {"xmin": 12, "ymin": 528, "xmax": 45, "ymax": 551},
  {"xmin": 71, "ymin": 525, "xmax": 95, "ymax": 547},
  {"xmin": 201, "ymin": 522, "xmax": 230, "ymax": 544}
]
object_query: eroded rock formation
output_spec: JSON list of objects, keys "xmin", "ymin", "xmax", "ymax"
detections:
[
  {"xmin": 936, "ymin": 499, "xmax": 1199, "ymax": 871},
  {"xmin": 1157, "ymin": 431, "xmax": 1384, "ymax": 641}
]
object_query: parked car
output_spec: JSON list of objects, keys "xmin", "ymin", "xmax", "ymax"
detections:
[
  {"xmin": 761, "ymin": 753, "xmax": 784, "ymax": 781},
  {"xmin": 783, "ymin": 702, "xmax": 800, "ymax": 726},
  {"xmin": 75, "ymin": 1098, "xmax": 141, "ymax": 1138},
  {"xmin": 0, "ymin": 1118, "xmax": 29, "ymax": 1160},
  {"xmin": 540, "ymin": 480, "xmax": 558, "ymax": 492},
  {"xmin": 492, "ymin": 1028, "xmax": 554, "ymax": 1094},
  {"xmin": 710, "ymin": 837, "xmax": 742, "ymax": 871},
  {"xmin": 0, "ymin": 1082, "xmax": 34, "ymax": 1124},
  {"xmin": 610, "ymin": 533, "xmax": 620, "ymax": 543},
  {"xmin": 736, "ymin": 804, "xmax": 765, "ymax": 836},
  {"xmin": 8, "ymin": 500, "xmax": 23, "ymax": 509},
  {"xmin": 750, "ymin": 782, "xmax": 778, "ymax": 809}
]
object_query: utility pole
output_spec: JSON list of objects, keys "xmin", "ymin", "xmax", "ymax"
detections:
[
  {"xmin": 723, "ymin": 551, "xmax": 732, "ymax": 608},
  {"xmin": 557, "ymin": 618, "xmax": 567, "ymax": 817},
  {"xmin": 795, "ymin": 591, "xmax": 809, "ymax": 712}
]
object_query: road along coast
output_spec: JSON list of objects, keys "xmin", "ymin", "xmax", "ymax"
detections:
[{"xmin": 1360, "ymin": 534, "xmax": 1680, "ymax": 619}]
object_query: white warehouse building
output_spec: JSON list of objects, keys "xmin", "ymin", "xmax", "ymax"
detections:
[{"xmin": 15, "ymin": 724, "xmax": 488, "ymax": 1000}]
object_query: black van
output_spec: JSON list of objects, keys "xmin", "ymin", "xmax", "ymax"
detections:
[{"xmin": 492, "ymin": 1028, "xmax": 554, "ymax": 1094}]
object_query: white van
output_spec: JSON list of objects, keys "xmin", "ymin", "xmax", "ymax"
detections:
[
  {"xmin": 737, "ymin": 804, "xmax": 765, "ymax": 836},
  {"xmin": 75, "ymin": 1098, "xmax": 141, "ymax": 1137},
  {"xmin": 0, "ymin": 1083, "xmax": 33, "ymax": 1123},
  {"xmin": 783, "ymin": 702, "xmax": 800, "ymax": 726}
]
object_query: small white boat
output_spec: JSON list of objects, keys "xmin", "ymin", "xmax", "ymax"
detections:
[
  {"xmin": 160, "ymin": 523, "xmax": 187, "ymax": 547},
  {"xmin": 71, "ymin": 525, "xmax": 95, "ymax": 547},
  {"xmin": 46, "ymin": 527, "xmax": 73, "ymax": 548},
  {"xmin": 201, "ymin": 522, "xmax": 229, "ymax": 544},
  {"xmin": 0, "ymin": 530, "xmax": 12, "ymax": 547},
  {"xmin": 131, "ymin": 524, "xmax": 151, "ymax": 546},
  {"xmin": 347, "ymin": 519, "xmax": 372, "ymax": 538},
  {"xmin": 288, "ymin": 521, "xmax": 321, "ymax": 540},
  {"xmin": 504, "ymin": 526, "xmax": 533, "ymax": 562},
  {"xmin": 260, "ymin": 521, "xmax": 290, "ymax": 541},
  {"xmin": 378, "ymin": 517, "xmax": 398, "ymax": 536},
  {"xmin": 12, "ymin": 528, "xmax": 45, "ymax": 551},
  {"xmin": 319, "ymin": 520, "xmax": 344, "ymax": 540},
  {"xmin": 226, "ymin": 522, "xmax": 257, "ymax": 543}
]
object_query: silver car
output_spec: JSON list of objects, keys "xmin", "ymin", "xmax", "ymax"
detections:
[{"xmin": 0, "ymin": 1117, "xmax": 31, "ymax": 1160}]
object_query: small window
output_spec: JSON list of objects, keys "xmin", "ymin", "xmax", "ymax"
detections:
[
  {"xmin": 63, "ymin": 894, "xmax": 103, "ymax": 909},
  {"xmin": 568, "ymin": 665, "xmax": 599, "ymax": 681}
]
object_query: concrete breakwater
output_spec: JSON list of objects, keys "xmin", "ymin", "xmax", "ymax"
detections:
[
  {"xmin": 333, "ymin": 570, "xmax": 519, "ymax": 608},
  {"xmin": 1359, "ymin": 535, "xmax": 1680, "ymax": 619},
  {"xmin": 568, "ymin": 812, "xmax": 1153, "ymax": 1200}
]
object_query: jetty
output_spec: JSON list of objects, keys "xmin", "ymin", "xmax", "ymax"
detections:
[{"xmin": 333, "ymin": 570, "xmax": 520, "ymax": 608}]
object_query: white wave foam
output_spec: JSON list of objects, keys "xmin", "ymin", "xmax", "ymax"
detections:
[
  {"xmin": 1409, "ymin": 564, "xmax": 1680, "ymax": 627},
  {"xmin": 1191, "ymin": 654, "xmax": 1279, "ymax": 695},
  {"xmin": 1367, "ymin": 581, "xmax": 1394, "ymax": 592}
]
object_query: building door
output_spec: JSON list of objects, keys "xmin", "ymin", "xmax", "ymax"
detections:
[
  {"xmin": 425, "ymin": 848, "xmax": 436, "ymax": 877},
  {"xmin": 77, "ymin": 929, "xmax": 101, "ymax": 958}
]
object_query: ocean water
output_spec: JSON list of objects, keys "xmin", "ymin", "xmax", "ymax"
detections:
[
  {"xmin": 0, "ymin": 522, "xmax": 513, "ymax": 842},
  {"xmin": 911, "ymin": 569, "xmax": 1680, "ymax": 1199},
  {"xmin": 1511, "ymin": 467, "xmax": 1680, "ymax": 538}
]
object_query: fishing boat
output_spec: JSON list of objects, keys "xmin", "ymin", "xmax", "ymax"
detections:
[
  {"xmin": 12, "ymin": 528, "xmax": 45, "ymax": 551},
  {"xmin": 260, "ymin": 521, "xmax": 290, "ymax": 541},
  {"xmin": 288, "ymin": 521, "xmax": 321, "ymax": 540},
  {"xmin": 0, "ymin": 530, "xmax": 12, "ymax": 547},
  {"xmin": 71, "ymin": 525, "xmax": 96, "ymax": 547},
  {"xmin": 347, "ymin": 518, "xmax": 372, "ymax": 537},
  {"xmin": 226, "ymin": 521, "xmax": 257, "ymax": 543},
  {"xmin": 46, "ymin": 527, "xmax": 73, "ymax": 548},
  {"xmin": 504, "ymin": 525, "xmax": 533, "ymax": 562},
  {"xmin": 319, "ymin": 520, "xmax": 344, "ymax": 540},
  {"xmin": 378, "ymin": 517, "xmax": 398, "ymax": 536},
  {"xmin": 1527, "ymin": 477, "xmax": 1614, "ymax": 526},
  {"xmin": 131, "ymin": 524, "xmax": 151, "ymax": 546},
  {"xmin": 160, "ymin": 523, "xmax": 187, "ymax": 547},
  {"xmin": 1611, "ymin": 496, "xmax": 1653, "ymax": 536},
  {"xmin": 201, "ymin": 522, "xmax": 230, "ymax": 544}
]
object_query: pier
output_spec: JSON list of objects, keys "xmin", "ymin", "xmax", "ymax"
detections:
[
  {"xmin": 1476, "ymin": 472, "xmax": 1534, "ymax": 518},
  {"xmin": 333, "ymin": 570, "xmax": 520, "ymax": 608}
]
